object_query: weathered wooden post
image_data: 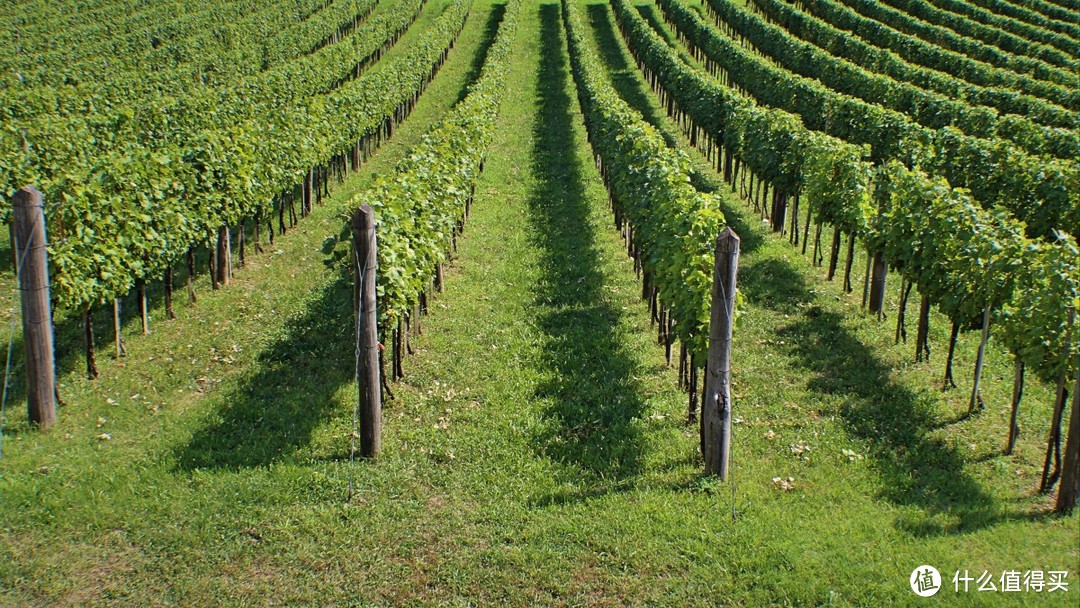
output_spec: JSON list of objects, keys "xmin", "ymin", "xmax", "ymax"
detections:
[
  {"xmin": 215, "ymin": 225, "xmax": 231, "ymax": 287},
  {"xmin": 112, "ymin": 298, "xmax": 125, "ymax": 358},
  {"xmin": 868, "ymin": 252, "xmax": 887, "ymax": 318},
  {"xmin": 352, "ymin": 205, "xmax": 382, "ymax": 457},
  {"xmin": 1042, "ymin": 307, "xmax": 1075, "ymax": 493},
  {"xmin": 12, "ymin": 186, "xmax": 56, "ymax": 428},
  {"xmin": 703, "ymin": 227, "xmax": 739, "ymax": 479},
  {"xmin": 968, "ymin": 303, "xmax": 992, "ymax": 413},
  {"xmin": 1056, "ymin": 353, "xmax": 1080, "ymax": 513}
]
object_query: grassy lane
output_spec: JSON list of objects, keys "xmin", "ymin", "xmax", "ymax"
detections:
[{"xmin": 0, "ymin": 0, "xmax": 504, "ymax": 603}]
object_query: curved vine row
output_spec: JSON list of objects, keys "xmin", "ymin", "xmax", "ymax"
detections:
[
  {"xmin": 704, "ymin": 0, "xmax": 1078, "ymax": 160},
  {"xmin": 565, "ymin": 0, "xmax": 726, "ymax": 361},
  {"xmin": 871, "ymin": 0, "xmax": 1078, "ymax": 69},
  {"xmin": 2, "ymin": 0, "xmax": 472, "ymax": 312},
  {"xmin": 747, "ymin": 0, "xmax": 1077, "ymax": 130},
  {"xmin": 2, "ymin": 0, "xmax": 335, "ymax": 90},
  {"xmin": 789, "ymin": 0, "xmax": 1079, "ymax": 110},
  {"xmin": 356, "ymin": 0, "xmax": 522, "ymax": 328},
  {"xmin": 658, "ymin": 0, "xmax": 1080, "ymax": 241},
  {"xmin": 967, "ymin": 0, "xmax": 1080, "ymax": 28},
  {"xmin": 611, "ymin": 0, "xmax": 1078, "ymax": 385},
  {"xmin": 919, "ymin": 0, "xmax": 1080, "ymax": 55},
  {"xmin": 825, "ymin": 0, "xmax": 1078, "ymax": 86}
]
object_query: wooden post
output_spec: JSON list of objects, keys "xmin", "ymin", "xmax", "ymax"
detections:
[
  {"xmin": 216, "ymin": 225, "xmax": 230, "ymax": 287},
  {"xmin": 868, "ymin": 252, "xmax": 887, "ymax": 318},
  {"xmin": 861, "ymin": 251, "xmax": 871, "ymax": 308},
  {"xmin": 352, "ymin": 205, "xmax": 382, "ymax": 458},
  {"xmin": 826, "ymin": 226, "xmax": 841, "ymax": 280},
  {"xmin": 1042, "ymin": 307, "xmax": 1075, "ymax": 492},
  {"xmin": 915, "ymin": 294, "xmax": 931, "ymax": 362},
  {"xmin": 12, "ymin": 186, "xmax": 56, "ymax": 428},
  {"xmin": 164, "ymin": 267, "xmax": 177, "ymax": 320},
  {"xmin": 843, "ymin": 230, "xmax": 856, "ymax": 293},
  {"xmin": 113, "ymin": 298, "xmax": 125, "ymax": 358},
  {"xmin": 703, "ymin": 228, "xmax": 739, "ymax": 479},
  {"xmin": 83, "ymin": 308, "xmax": 99, "ymax": 380},
  {"xmin": 1056, "ymin": 350, "xmax": 1080, "ymax": 513},
  {"xmin": 137, "ymin": 278, "xmax": 149, "ymax": 335},
  {"xmin": 1006, "ymin": 359, "xmax": 1024, "ymax": 454},
  {"xmin": 237, "ymin": 219, "xmax": 246, "ymax": 267},
  {"xmin": 186, "ymin": 248, "xmax": 197, "ymax": 303},
  {"xmin": 968, "ymin": 304, "xmax": 992, "ymax": 413}
]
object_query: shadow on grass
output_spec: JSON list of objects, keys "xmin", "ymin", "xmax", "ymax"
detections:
[
  {"xmin": 778, "ymin": 307, "xmax": 1012, "ymax": 535},
  {"xmin": 456, "ymin": 2, "xmax": 507, "ymax": 103},
  {"xmin": 711, "ymin": 195, "xmax": 1010, "ymax": 534},
  {"xmin": 525, "ymin": 4, "xmax": 647, "ymax": 484},
  {"xmin": 722, "ymin": 189, "xmax": 1055, "ymax": 535},
  {"xmin": 174, "ymin": 274, "xmax": 354, "ymax": 470}
]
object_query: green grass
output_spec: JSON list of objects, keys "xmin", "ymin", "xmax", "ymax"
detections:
[{"xmin": 0, "ymin": 0, "xmax": 1077, "ymax": 605}]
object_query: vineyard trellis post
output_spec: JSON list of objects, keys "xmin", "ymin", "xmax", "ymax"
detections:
[
  {"xmin": 1042, "ymin": 307, "xmax": 1075, "ymax": 493},
  {"xmin": 12, "ymin": 186, "xmax": 56, "ymax": 428},
  {"xmin": 1055, "ymin": 343, "xmax": 1080, "ymax": 514},
  {"xmin": 968, "ymin": 304, "xmax": 992, "ymax": 413},
  {"xmin": 868, "ymin": 252, "xmax": 887, "ymax": 318},
  {"xmin": 352, "ymin": 205, "xmax": 382, "ymax": 458},
  {"xmin": 703, "ymin": 227, "xmax": 740, "ymax": 479}
]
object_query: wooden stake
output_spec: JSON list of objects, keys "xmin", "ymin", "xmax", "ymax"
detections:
[
  {"xmin": 868, "ymin": 252, "xmax": 887, "ymax": 318},
  {"xmin": 216, "ymin": 225, "xmax": 231, "ymax": 287},
  {"xmin": 968, "ymin": 304, "xmax": 992, "ymax": 413},
  {"xmin": 1055, "ymin": 350, "xmax": 1080, "ymax": 513},
  {"xmin": 703, "ymin": 228, "xmax": 740, "ymax": 479},
  {"xmin": 12, "ymin": 186, "xmax": 55, "ymax": 427},
  {"xmin": 843, "ymin": 230, "xmax": 856, "ymax": 293},
  {"xmin": 1042, "ymin": 307, "xmax": 1075, "ymax": 492},
  {"xmin": 84, "ymin": 308, "xmax": 98, "ymax": 380},
  {"xmin": 801, "ymin": 198, "xmax": 812, "ymax": 255},
  {"xmin": 352, "ymin": 205, "xmax": 382, "ymax": 458},
  {"xmin": 186, "ymin": 248, "xmax": 197, "ymax": 303},
  {"xmin": 164, "ymin": 267, "xmax": 176, "ymax": 320},
  {"xmin": 113, "ymin": 298, "xmax": 125, "ymax": 358},
  {"xmin": 1006, "ymin": 360, "xmax": 1024, "ymax": 455},
  {"xmin": 137, "ymin": 278, "xmax": 149, "ymax": 335}
]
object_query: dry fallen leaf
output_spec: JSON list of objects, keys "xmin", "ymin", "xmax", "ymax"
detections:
[{"xmin": 772, "ymin": 476, "xmax": 795, "ymax": 491}]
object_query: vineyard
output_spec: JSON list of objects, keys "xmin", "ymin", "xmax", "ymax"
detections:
[{"xmin": 0, "ymin": 0, "xmax": 1077, "ymax": 604}]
